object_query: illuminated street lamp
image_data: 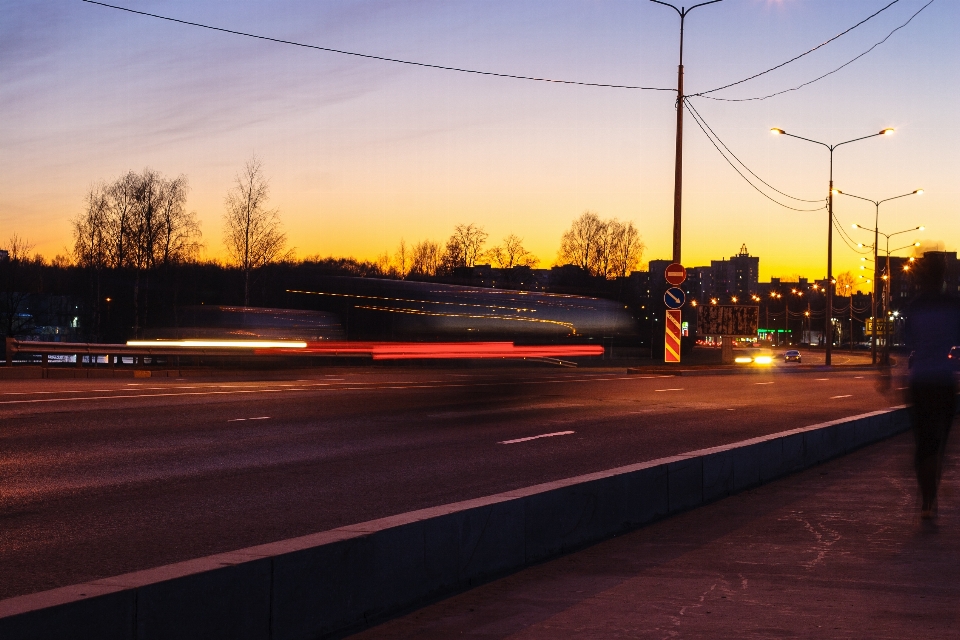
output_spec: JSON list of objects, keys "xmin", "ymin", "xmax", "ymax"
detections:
[
  {"xmin": 835, "ymin": 187, "xmax": 923, "ymax": 364},
  {"xmin": 852, "ymin": 223, "xmax": 924, "ymax": 365},
  {"xmin": 769, "ymin": 126, "xmax": 894, "ymax": 365}
]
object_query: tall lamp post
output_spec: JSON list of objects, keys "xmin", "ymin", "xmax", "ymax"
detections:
[
  {"xmin": 833, "ymin": 188, "xmax": 923, "ymax": 364},
  {"xmin": 852, "ymin": 224, "xmax": 923, "ymax": 365},
  {"xmin": 651, "ymin": 0, "xmax": 723, "ymax": 263},
  {"xmin": 769, "ymin": 126, "xmax": 894, "ymax": 365}
]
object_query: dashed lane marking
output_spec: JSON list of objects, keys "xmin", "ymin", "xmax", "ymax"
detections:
[
  {"xmin": 830, "ymin": 395, "xmax": 852, "ymax": 399},
  {"xmin": 655, "ymin": 388, "xmax": 684, "ymax": 392}
]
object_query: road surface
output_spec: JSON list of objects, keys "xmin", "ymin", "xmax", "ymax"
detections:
[{"xmin": 0, "ymin": 365, "xmax": 903, "ymax": 599}]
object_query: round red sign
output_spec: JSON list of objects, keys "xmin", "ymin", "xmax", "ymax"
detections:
[{"xmin": 664, "ymin": 263, "xmax": 686, "ymax": 286}]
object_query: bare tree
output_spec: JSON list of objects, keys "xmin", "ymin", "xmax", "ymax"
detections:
[
  {"xmin": 835, "ymin": 271, "xmax": 856, "ymax": 297},
  {"xmin": 558, "ymin": 212, "xmax": 644, "ymax": 279},
  {"xmin": 607, "ymin": 220, "xmax": 644, "ymax": 278},
  {"xmin": 410, "ymin": 240, "xmax": 443, "ymax": 276},
  {"xmin": 73, "ymin": 183, "xmax": 111, "ymax": 271},
  {"xmin": 223, "ymin": 156, "xmax": 289, "ymax": 305},
  {"xmin": 487, "ymin": 234, "xmax": 538, "ymax": 269},
  {"xmin": 157, "ymin": 174, "xmax": 201, "ymax": 266},
  {"xmin": 393, "ymin": 239, "xmax": 409, "ymax": 278},
  {"xmin": 443, "ymin": 223, "xmax": 488, "ymax": 270},
  {"xmin": 557, "ymin": 211, "xmax": 607, "ymax": 275}
]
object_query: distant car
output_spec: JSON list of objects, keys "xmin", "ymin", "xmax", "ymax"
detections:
[{"xmin": 784, "ymin": 350, "xmax": 801, "ymax": 363}]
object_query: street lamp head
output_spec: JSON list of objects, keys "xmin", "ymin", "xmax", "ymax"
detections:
[
  {"xmin": 914, "ymin": 242, "xmax": 921, "ymax": 246},
  {"xmin": 832, "ymin": 189, "xmax": 842, "ymax": 195},
  {"xmin": 881, "ymin": 128, "xmax": 895, "ymax": 136},
  {"xmin": 770, "ymin": 127, "xmax": 785, "ymax": 135},
  {"xmin": 918, "ymin": 226, "xmax": 925, "ymax": 231},
  {"xmin": 914, "ymin": 189, "xmax": 924, "ymax": 195},
  {"xmin": 852, "ymin": 223, "xmax": 859, "ymax": 229}
]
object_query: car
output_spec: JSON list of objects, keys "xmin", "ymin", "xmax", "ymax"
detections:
[{"xmin": 784, "ymin": 350, "xmax": 801, "ymax": 363}]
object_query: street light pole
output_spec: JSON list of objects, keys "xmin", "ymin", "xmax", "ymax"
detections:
[
  {"xmin": 651, "ymin": 0, "xmax": 723, "ymax": 263},
  {"xmin": 852, "ymin": 224, "xmax": 923, "ymax": 365},
  {"xmin": 834, "ymin": 188, "xmax": 923, "ymax": 364},
  {"xmin": 769, "ymin": 127, "xmax": 894, "ymax": 365}
]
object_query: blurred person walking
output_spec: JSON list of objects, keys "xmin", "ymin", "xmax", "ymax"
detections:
[{"xmin": 903, "ymin": 254, "xmax": 960, "ymax": 519}]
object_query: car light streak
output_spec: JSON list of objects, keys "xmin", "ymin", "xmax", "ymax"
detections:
[
  {"xmin": 126, "ymin": 340, "xmax": 307, "ymax": 348},
  {"xmin": 259, "ymin": 341, "xmax": 604, "ymax": 359}
]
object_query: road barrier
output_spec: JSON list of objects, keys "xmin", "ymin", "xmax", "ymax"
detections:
[{"xmin": 0, "ymin": 407, "xmax": 912, "ymax": 639}]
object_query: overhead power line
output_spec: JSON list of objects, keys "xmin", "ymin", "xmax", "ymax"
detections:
[
  {"xmin": 683, "ymin": 99, "xmax": 822, "ymax": 203},
  {"xmin": 832, "ymin": 214, "xmax": 873, "ymax": 255},
  {"xmin": 695, "ymin": 0, "xmax": 936, "ymax": 102},
  {"xmin": 682, "ymin": 99, "xmax": 826, "ymax": 213},
  {"xmin": 81, "ymin": 0, "xmax": 673, "ymax": 92},
  {"xmin": 694, "ymin": 0, "xmax": 900, "ymax": 97}
]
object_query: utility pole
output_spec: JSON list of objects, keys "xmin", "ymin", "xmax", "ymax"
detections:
[{"xmin": 650, "ymin": 0, "xmax": 723, "ymax": 264}]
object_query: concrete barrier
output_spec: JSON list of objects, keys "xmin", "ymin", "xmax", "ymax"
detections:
[{"xmin": 0, "ymin": 406, "xmax": 912, "ymax": 639}]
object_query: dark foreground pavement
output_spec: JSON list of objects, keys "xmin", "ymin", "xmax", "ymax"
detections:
[{"xmin": 354, "ymin": 428, "xmax": 960, "ymax": 639}]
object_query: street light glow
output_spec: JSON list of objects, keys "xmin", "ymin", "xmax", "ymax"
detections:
[
  {"xmin": 881, "ymin": 128, "xmax": 895, "ymax": 135},
  {"xmin": 915, "ymin": 189, "xmax": 924, "ymax": 195},
  {"xmin": 770, "ymin": 127, "xmax": 784, "ymax": 135}
]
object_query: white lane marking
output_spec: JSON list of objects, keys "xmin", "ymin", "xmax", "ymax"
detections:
[
  {"xmin": 830, "ymin": 395, "xmax": 852, "ymax": 399},
  {"xmin": 228, "ymin": 418, "xmax": 246, "ymax": 422},
  {"xmin": 726, "ymin": 408, "xmax": 736, "ymax": 411},
  {"xmin": 655, "ymin": 388, "xmax": 684, "ymax": 392},
  {"xmin": 499, "ymin": 430, "xmax": 575, "ymax": 444},
  {"xmin": 755, "ymin": 382, "xmax": 774, "ymax": 385},
  {"xmin": 897, "ymin": 386, "xmax": 909, "ymax": 390},
  {"xmin": 815, "ymin": 378, "xmax": 829, "ymax": 381},
  {"xmin": 249, "ymin": 416, "xmax": 270, "ymax": 420},
  {"xmin": 854, "ymin": 376, "xmax": 864, "ymax": 379},
  {"xmin": 634, "ymin": 376, "xmax": 657, "ymax": 379}
]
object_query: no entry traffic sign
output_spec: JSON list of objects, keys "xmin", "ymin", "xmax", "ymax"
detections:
[{"xmin": 664, "ymin": 263, "xmax": 686, "ymax": 286}]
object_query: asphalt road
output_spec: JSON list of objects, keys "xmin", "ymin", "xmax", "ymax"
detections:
[{"xmin": 0, "ymin": 364, "xmax": 905, "ymax": 600}]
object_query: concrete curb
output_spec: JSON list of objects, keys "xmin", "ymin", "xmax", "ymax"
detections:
[{"xmin": 0, "ymin": 407, "xmax": 911, "ymax": 639}]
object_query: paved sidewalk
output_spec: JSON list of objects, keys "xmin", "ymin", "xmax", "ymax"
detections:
[{"xmin": 353, "ymin": 429, "xmax": 960, "ymax": 639}]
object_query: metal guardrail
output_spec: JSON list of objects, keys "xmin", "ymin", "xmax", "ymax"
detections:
[{"xmin": 3, "ymin": 338, "xmax": 264, "ymax": 369}]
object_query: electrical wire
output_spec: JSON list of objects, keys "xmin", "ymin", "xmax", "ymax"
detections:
[
  {"xmin": 695, "ymin": 0, "xmax": 936, "ymax": 102},
  {"xmin": 683, "ymin": 99, "xmax": 826, "ymax": 212},
  {"xmin": 683, "ymin": 99, "xmax": 822, "ymax": 203},
  {"xmin": 80, "ymin": 0, "xmax": 673, "ymax": 92},
  {"xmin": 832, "ymin": 214, "xmax": 874, "ymax": 255},
  {"xmin": 693, "ymin": 0, "xmax": 900, "ymax": 96}
]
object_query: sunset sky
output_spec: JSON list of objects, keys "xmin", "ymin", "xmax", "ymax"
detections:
[{"xmin": 2, "ymin": 0, "xmax": 957, "ymax": 285}]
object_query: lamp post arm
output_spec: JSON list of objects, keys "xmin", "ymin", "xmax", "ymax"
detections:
[
  {"xmin": 877, "ymin": 191, "xmax": 918, "ymax": 206},
  {"xmin": 686, "ymin": 0, "xmax": 724, "ymax": 13},
  {"xmin": 836, "ymin": 191, "xmax": 879, "ymax": 207},
  {"xmin": 648, "ymin": 0, "xmax": 682, "ymax": 16},
  {"xmin": 833, "ymin": 132, "xmax": 882, "ymax": 150},
  {"xmin": 780, "ymin": 131, "xmax": 831, "ymax": 150},
  {"xmin": 888, "ymin": 226, "xmax": 921, "ymax": 239}
]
